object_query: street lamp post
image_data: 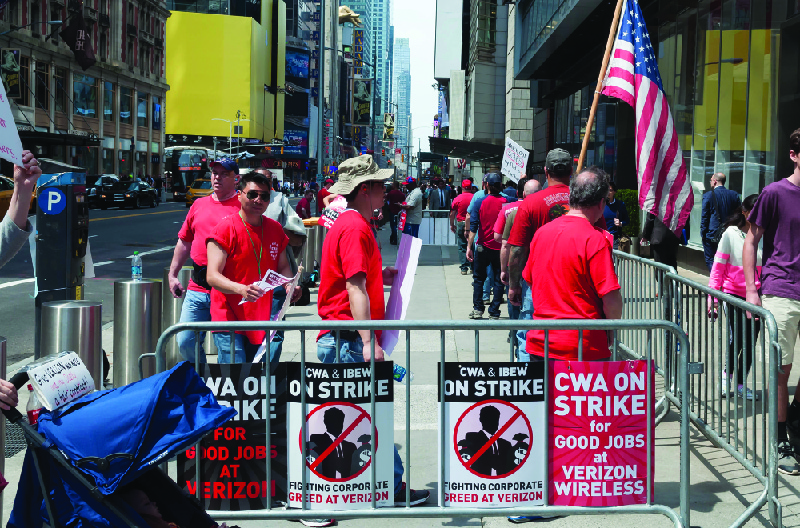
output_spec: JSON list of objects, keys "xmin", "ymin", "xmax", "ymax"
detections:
[
  {"xmin": 316, "ymin": 0, "xmax": 326, "ymax": 183},
  {"xmin": 212, "ymin": 117, "xmax": 250, "ymax": 155}
]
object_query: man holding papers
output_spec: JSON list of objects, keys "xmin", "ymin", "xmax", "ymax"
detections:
[{"xmin": 206, "ymin": 171, "xmax": 294, "ymax": 367}]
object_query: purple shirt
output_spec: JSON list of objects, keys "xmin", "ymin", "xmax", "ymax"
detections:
[{"xmin": 748, "ymin": 178, "xmax": 800, "ymax": 301}]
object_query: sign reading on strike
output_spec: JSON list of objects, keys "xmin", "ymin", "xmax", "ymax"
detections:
[
  {"xmin": 286, "ymin": 362, "xmax": 394, "ymax": 509},
  {"xmin": 439, "ymin": 362, "xmax": 546, "ymax": 508},
  {"xmin": 549, "ymin": 360, "xmax": 655, "ymax": 506},
  {"xmin": 177, "ymin": 363, "xmax": 287, "ymax": 510}
]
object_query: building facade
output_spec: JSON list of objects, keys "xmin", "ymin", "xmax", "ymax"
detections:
[
  {"xmin": 1, "ymin": 0, "xmax": 170, "ymax": 178},
  {"xmin": 393, "ymin": 36, "xmax": 410, "ymax": 154},
  {"xmin": 514, "ymin": 0, "xmax": 799, "ymax": 260}
]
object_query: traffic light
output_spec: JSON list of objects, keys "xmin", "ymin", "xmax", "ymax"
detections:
[{"xmin": 381, "ymin": 149, "xmax": 385, "ymax": 156}]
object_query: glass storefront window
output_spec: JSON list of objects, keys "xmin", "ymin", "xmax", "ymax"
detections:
[
  {"xmin": 34, "ymin": 62, "xmax": 49, "ymax": 111},
  {"xmin": 120, "ymin": 86, "xmax": 132, "ymax": 124},
  {"xmin": 72, "ymin": 146, "xmax": 98, "ymax": 172},
  {"xmin": 73, "ymin": 74, "xmax": 97, "ymax": 117},
  {"xmin": 104, "ymin": 81, "xmax": 115, "ymax": 122},
  {"xmin": 54, "ymin": 67, "xmax": 67, "ymax": 113},
  {"xmin": 103, "ymin": 148, "xmax": 115, "ymax": 174}
]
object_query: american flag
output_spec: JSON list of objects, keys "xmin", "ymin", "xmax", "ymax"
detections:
[{"xmin": 601, "ymin": 0, "xmax": 693, "ymax": 233}]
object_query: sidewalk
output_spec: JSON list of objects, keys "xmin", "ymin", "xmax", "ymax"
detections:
[{"xmin": 3, "ymin": 225, "xmax": 800, "ymax": 527}]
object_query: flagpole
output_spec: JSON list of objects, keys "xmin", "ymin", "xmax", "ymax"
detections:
[{"xmin": 577, "ymin": 0, "xmax": 626, "ymax": 173}]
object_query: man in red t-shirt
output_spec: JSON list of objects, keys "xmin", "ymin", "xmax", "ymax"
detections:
[
  {"xmin": 450, "ymin": 179, "xmax": 474, "ymax": 274},
  {"xmin": 524, "ymin": 167, "xmax": 623, "ymax": 360},
  {"xmin": 385, "ymin": 180, "xmax": 406, "ymax": 245},
  {"xmin": 167, "ymin": 158, "xmax": 243, "ymax": 362},
  {"xmin": 316, "ymin": 154, "xmax": 430, "ymax": 507},
  {"xmin": 296, "ymin": 189, "xmax": 314, "ymax": 219},
  {"xmin": 206, "ymin": 171, "xmax": 294, "ymax": 366},
  {"xmin": 316, "ymin": 178, "xmax": 335, "ymax": 214},
  {"xmin": 466, "ymin": 173, "xmax": 506, "ymax": 319}
]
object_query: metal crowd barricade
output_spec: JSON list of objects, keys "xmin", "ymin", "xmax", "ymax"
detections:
[
  {"xmin": 667, "ymin": 273, "xmax": 782, "ymax": 528},
  {"xmin": 420, "ymin": 210, "xmax": 457, "ymax": 246},
  {"xmin": 151, "ymin": 319, "xmax": 691, "ymax": 527}
]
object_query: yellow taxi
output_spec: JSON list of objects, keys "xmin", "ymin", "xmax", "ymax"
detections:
[
  {"xmin": 0, "ymin": 175, "xmax": 37, "ymax": 219},
  {"xmin": 185, "ymin": 178, "xmax": 212, "ymax": 207}
]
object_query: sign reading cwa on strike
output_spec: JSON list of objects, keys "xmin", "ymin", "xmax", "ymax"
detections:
[
  {"xmin": 439, "ymin": 362, "xmax": 546, "ymax": 507},
  {"xmin": 286, "ymin": 363, "xmax": 394, "ymax": 509}
]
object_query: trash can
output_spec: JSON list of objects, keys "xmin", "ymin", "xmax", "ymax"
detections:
[
  {"xmin": 113, "ymin": 280, "xmax": 161, "ymax": 387},
  {"xmin": 302, "ymin": 225, "xmax": 317, "ymax": 281},
  {"xmin": 39, "ymin": 301, "xmax": 103, "ymax": 390}
]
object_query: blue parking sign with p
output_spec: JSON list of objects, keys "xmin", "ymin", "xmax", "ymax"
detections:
[{"xmin": 41, "ymin": 188, "xmax": 67, "ymax": 215}]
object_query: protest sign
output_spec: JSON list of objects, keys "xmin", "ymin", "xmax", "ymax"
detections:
[
  {"xmin": 500, "ymin": 138, "xmax": 529, "ymax": 183},
  {"xmin": 440, "ymin": 362, "xmax": 546, "ymax": 508},
  {"xmin": 0, "ymin": 55, "xmax": 25, "ymax": 165},
  {"xmin": 286, "ymin": 362, "xmax": 394, "ymax": 509},
  {"xmin": 253, "ymin": 271, "xmax": 301, "ymax": 363},
  {"xmin": 549, "ymin": 360, "xmax": 655, "ymax": 506},
  {"xmin": 317, "ymin": 197, "xmax": 348, "ymax": 229},
  {"xmin": 178, "ymin": 363, "xmax": 287, "ymax": 509},
  {"xmin": 239, "ymin": 269, "xmax": 293, "ymax": 305},
  {"xmin": 381, "ymin": 234, "xmax": 422, "ymax": 355},
  {"xmin": 27, "ymin": 352, "xmax": 95, "ymax": 411}
]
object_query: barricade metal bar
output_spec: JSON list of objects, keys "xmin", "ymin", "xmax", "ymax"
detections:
[
  {"xmin": 194, "ymin": 330, "xmax": 201, "ymax": 501},
  {"xmin": 405, "ymin": 329, "xmax": 411, "ymax": 508},
  {"xmin": 300, "ymin": 330, "xmax": 307, "ymax": 511},
  {"xmin": 438, "ymin": 327, "xmax": 446, "ymax": 512},
  {"xmin": 152, "ymin": 319, "xmax": 689, "ymax": 527},
  {"xmin": 370, "ymin": 329, "xmax": 377, "ymax": 509},
  {"xmin": 647, "ymin": 328, "xmax": 653, "ymax": 506},
  {"xmin": 474, "ymin": 329, "xmax": 479, "ymax": 362},
  {"xmin": 543, "ymin": 329, "xmax": 550, "ymax": 507}
]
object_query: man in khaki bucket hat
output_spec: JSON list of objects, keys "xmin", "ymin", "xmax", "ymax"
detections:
[{"xmin": 317, "ymin": 154, "xmax": 431, "ymax": 507}]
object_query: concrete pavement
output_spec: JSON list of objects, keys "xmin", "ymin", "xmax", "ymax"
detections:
[{"xmin": 3, "ymin": 222, "xmax": 800, "ymax": 527}]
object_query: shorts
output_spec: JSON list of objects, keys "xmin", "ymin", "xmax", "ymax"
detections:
[{"xmin": 762, "ymin": 295, "xmax": 800, "ymax": 366}]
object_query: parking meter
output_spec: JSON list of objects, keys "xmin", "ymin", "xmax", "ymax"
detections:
[{"xmin": 33, "ymin": 167, "xmax": 89, "ymax": 358}]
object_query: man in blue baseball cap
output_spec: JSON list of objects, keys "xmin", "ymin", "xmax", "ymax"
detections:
[{"xmin": 167, "ymin": 158, "xmax": 242, "ymax": 362}]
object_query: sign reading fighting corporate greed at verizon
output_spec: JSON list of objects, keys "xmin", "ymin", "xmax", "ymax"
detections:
[
  {"xmin": 286, "ymin": 363, "xmax": 394, "ymax": 509},
  {"xmin": 549, "ymin": 361, "xmax": 655, "ymax": 506},
  {"xmin": 439, "ymin": 362, "xmax": 546, "ymax": 507}
]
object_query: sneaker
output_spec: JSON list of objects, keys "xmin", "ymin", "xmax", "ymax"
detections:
[
  {"xmin": 508, "ymin": 515, "xmax": 560, "ymax": 523},
  {"xmin": 778, "ymin": 441, "xmax": 800, "ymax": 475},
  {"xmin": 394, "ymin": 482, "xmax": 430, "ymax": 506},
  {"xmin": 297, "ymin": 519, "xmax": 335, "ymax": 527},
  {"xmin": 737, "ymin": 385, "xmax": 759, "ymax": 401},
  {"xmin": 721, "ymin": 372, "xmax": 732, "ymax": 398},
  {"xmin": 461, "ymin": 269, "xmax": 469, "ymax": 275},
  {"xmin": 469, "ymin": 309, "xmax": 484, "ymax": 319},
  {"xmin": 489, "ymin": 314, "xmax": 500, "ymax": 320}
]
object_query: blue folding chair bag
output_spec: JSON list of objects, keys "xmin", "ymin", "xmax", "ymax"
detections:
[{"xmin": 36, "ymin": 361, "xmax": 237, "ymax": 494}]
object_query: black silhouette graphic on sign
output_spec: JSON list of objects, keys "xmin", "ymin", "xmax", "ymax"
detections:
[
  {"xmin": 307, "ymin": 407, "xmax": 358, "ymax": 479},
  {"xmin": 459, "ymin": 405, "xmax": 517, "ymax": 477}
]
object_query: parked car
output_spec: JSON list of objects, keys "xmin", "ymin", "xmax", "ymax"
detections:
[
  {"xmin": 96, "ymin": 181, "xmax": 160, "ymax": 209},
  {"xmin": 185, "ymin": 179, "xmax": 212, "ymax": 207},
  {"xmin": 87, "ymin": 175, "xmax": 120, "ymax": 208},
  {"xmin": 0, "ymin": 175, "xmax": 38, "ymax": 218}
]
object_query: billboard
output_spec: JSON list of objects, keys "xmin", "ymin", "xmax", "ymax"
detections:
[
  {"xmin": 353, "ymin": 30, "xmax": 364, "ymax": 76},
  {"xmin": 283, "ymin": 128, "xmax": 309, "ymax": 156},
  {"xmin": 1, "ymin": 49, "xmax": 20, "ymax": 99},
  {"xmin": 286, "ymin": 50, "xmax": 310, "ymax": 80},
  {"xmin": 351, "ymin": 79, "xmax": 371, "ymax": 126},
  {"xmin": 383, "ymin": 113, "xmax": 395, "ymax": 141}
]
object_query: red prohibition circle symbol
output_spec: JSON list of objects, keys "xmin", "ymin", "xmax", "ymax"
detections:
[
  {"xmin": 453, "ymin": 399, "xmax": 533, "ymax": 479},
  {"xmin": 298, "ymin": 401, "xmax": 378, "ymax": 482}
]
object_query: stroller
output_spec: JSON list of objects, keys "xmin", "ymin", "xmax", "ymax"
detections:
[{"xmin": 4, "ymin": 361, "xmax": 237, "ymax": 528}]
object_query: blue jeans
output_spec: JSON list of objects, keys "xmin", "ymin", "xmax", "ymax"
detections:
[
  {"xmin": 456, "ymin": 221, "xmax": 469, "ymax": 271},
  {"xmin": 177, "ymin": 289, "xmax": 211, "ymax": 363},
  {"xmin": 483, "ymin": 264, "xmax": 494, "ymax": 301},
  {"xmin": 213, "ymin": 332, "xmax": 260, "ymax": 364},
  {"xmin": 316, "ymin": 332, "xmax": 404, "ymax": 490},
  {"xmin": 403, "ymin": 223, "xmax": 420, "ymax": 238},
  {"xmin": 516, "ymin": 279, "xmax": 534, "ymax": 362}
]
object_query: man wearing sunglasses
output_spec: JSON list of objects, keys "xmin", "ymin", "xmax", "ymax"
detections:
[
  {"xmin": 316, "ymin": 154, "xmax": 431, "ymax": 508},
  {"xmin": 206, "ymin": 172, "xmax": 295, "ymax": 365},
  {"xmin": 167, "ymin": 158, "xmax": 242, "ymax": 363}
]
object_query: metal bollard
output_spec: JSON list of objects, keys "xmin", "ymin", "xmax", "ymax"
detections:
[
  {"xmin": 302, "ymin": 226, "xmax": 317, "ymax": 281},
  {"xmin": 39, "ymin": 301, "xmax": 103, "ymax": 390},
  {"xmin": 113, "ymin": 280, "xmax": 162, "ymax": 387}
]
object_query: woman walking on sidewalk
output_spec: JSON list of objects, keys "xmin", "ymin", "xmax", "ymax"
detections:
[{"xmin": 708, "ymin": 194, "xmax": 762, "ymax": 400}]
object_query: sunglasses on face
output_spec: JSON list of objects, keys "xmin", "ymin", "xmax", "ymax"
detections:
[{"xmin": 245, "ymin": 190, "xmax": 270, "ymax": 201}]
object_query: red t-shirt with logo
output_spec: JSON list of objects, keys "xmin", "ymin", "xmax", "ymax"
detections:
[
  {"xmin": 523, "ymin": 215, "xmax": 620, "ymax": 360},
  {"xmin": 296, "ymin": 197, "xmax": 312, "ymax": 218},
  {"xmin": 317, "ymin": 188, "xmax": 331, "ymax": 214},
  {"xmin": 317, "ymin": 210, "xmax": 385, "ymax": 341},
  {"xmin": 451, "ymin": 192, "xmax": 473, "ymax": 222},
  {"xmin": 507, "ymin": 184, "xmax": 571, "ymax": 250},
  {"xmin": 178, "ymin": 194, "xmax": 242, "ymax": 293},
  {"xmin": 478, "ymin": 194, "xmax": 506, "ymax": 250},
  {"xmin": 493, "ymin": 202, "xmax": 520, "ymax": 236},
  {"xmin": 208, "ymin": 214, "xmax": 288, "ymax": 345}
]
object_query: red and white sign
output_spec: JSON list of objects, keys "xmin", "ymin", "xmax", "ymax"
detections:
[{"xmin": 549, "ymin": 360, "xmax": 655, "ymax": 506}]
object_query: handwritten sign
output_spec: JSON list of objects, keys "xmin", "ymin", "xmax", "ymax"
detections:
[
  {"xmin": 0, "ymin": 76, "xmax": 23, "ymax": 165},
  {"xmin": 501, "ymin": 138, "xmax": 529, "ymax": 183},
  {"xmin": 27, "ymin": 352, "xmax": 95, "ymax": 411}
]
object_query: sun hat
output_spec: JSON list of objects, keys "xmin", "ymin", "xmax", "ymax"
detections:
[{"xmin": 328, "ymin": 154, "xmax": 393, "ymax": 195}]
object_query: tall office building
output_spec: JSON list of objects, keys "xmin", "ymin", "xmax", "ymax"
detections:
[
  {"xmin": 372, "ymin": 0, "xmax": 391, "ymax": 114},
  {"xmin": 394, "ymin": 37, "xmax": 411, "ymax": 154}
]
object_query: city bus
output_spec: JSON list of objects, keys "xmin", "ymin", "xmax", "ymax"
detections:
[{"xmin": 164, "ymin": 146, "xmax": 211, "ymax": 201}]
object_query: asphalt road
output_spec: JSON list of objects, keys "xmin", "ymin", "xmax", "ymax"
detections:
[
  {"xmin": 0, "ymin": 193, "xmax": 304, "ymax": 365},
  {"xmin": 0, "ymin": 197, "xmax": 189, "ymax": 365}
]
